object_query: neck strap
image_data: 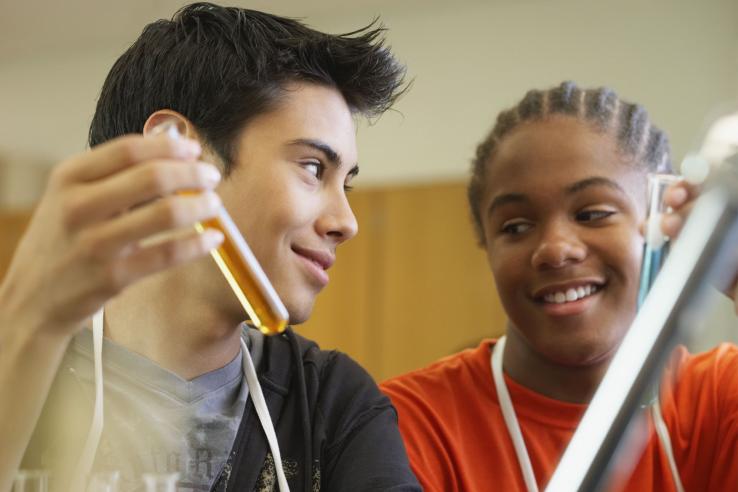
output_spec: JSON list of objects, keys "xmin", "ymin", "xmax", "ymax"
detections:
[
  {"xmin": 72, "ymin": 309, "xmax": 290, "ymax": 491},
  {"xmin": 490, "ymin": 336, "xmax": 683, "ymax": 492},
  {"xmin": 491, "ymin": 336, "xmax": 538, "ymax": 492}
]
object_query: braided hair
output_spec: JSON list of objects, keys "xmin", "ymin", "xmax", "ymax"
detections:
[{"xmin": 468, "ymin": 81, "xmax": 673, "ymax": 244}]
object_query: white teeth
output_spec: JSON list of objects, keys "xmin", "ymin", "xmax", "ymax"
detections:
[{"xmin": 542, "ymin": 284, "xmax": 599, "ymax": 304}]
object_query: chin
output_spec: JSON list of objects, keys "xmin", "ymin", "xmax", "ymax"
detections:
[
  {"xmin": 284, "ymin": 297, "xmax": 316, "ymax": 327},
  {"xmin": 547, "ymin": 339, "xmax": 619, "ymax": 368}
]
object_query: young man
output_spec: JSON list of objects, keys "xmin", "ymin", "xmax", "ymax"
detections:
[{"xmin": 0, "ymin": 3, "xmax": 418, "ymax": 491}]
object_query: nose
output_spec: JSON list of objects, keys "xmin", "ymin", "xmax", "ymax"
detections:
[
  {"xmin": 531, "ymin": 221, "xmax": 586, "ymax": 270},
  {"xmin": 316, "ymin": 189, "xmax": 358, "ymax": 244}
]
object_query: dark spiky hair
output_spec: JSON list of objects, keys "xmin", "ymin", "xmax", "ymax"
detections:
[
  {"xmin": 89, "ymin": 2, "xmax": 407, "ymax": 173},
  {"xmin": 468, "ymin": 81, "xmax": 673, "ymax": 243}
]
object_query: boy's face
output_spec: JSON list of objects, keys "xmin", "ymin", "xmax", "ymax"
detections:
[
  {"xmin": 216, "ymin": 83, "xmax": 359, "ymax": 324},
  {"xmin": 480, "ymin": 116, "xmax": 647, "ymax": 367}
]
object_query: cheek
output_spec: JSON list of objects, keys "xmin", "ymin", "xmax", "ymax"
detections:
[
  {"xmin": 265, "ymin": 184, "xmax": 320, "ymax": 237},
  {"xmin": 488, "ymin": 246, "xmax": 526, "ymax": 299},
  {"xmin": 622, "ymin": 226, "xmax": 645, "ymax": 274},
  {"xmin": 601, "ymin": 225, "xmax": 644, "ymax": 287}
]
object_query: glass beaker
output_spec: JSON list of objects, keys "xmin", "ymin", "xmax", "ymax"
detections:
[
  {"xmin": 86, "ymin": 471, "xmax": 120, "ymax": 492},
  {"xmin": 12, "ymin": 470, "xmax": 49, "ymax": 492},
  {"xmin": 637, "ymin": 173, "xmax": 683, "ymax": 308},
  {"xmin": 142, "ymin": 472, "xmax": 179, "ymax": 492}
]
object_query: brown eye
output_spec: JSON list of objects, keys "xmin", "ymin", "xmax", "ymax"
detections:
[
  {"xmin": 576, "ymin": 210, "xmax": 615, "ymax": 222},
  {"xmin": 302, "ymin": 161, "xmax": 324, "ymax": 179},
  {"xmin": 501, "ymin": 220, "xmax": 533, "ymax": 235}
]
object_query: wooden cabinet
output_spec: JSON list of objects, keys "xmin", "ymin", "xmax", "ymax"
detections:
[
  {"xmin": 0, "ymin": 181, "xmax": 507, "ymax": 381},
  {"xmin": 300, "ymin": 182, "xmax": 507, "ymax": 381},
  {"xmin": 0, "ymin": 209, "xmax": 32, "ymax": 280}
]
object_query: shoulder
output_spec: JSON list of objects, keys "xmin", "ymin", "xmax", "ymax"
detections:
[
  {"xmin": 262, "ymin": 327, "xmax": 389, "ymax": 422},
  {"xmin": 662, "ymin": 343, "xmax": 738, "ymax": 424},
  {"xmin": 666, "ymin": 343, "xmax": 738, "ymax": 387},
  {"xmin": 381, "ymin": 339, "xmax": 494, "ymax": 406},
  {"xmin": 260, "ymin": 328, "xmax": 367, "ymax": 384}
]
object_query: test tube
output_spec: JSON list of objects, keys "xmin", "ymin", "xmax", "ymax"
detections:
[
  {"xmin": 86, "ymin": 471, "xmax": 120, "ymax": 492},
  {"xmin": 141, "ymin": 473, "xmax": 179, "ymax": 492},
  {"xmin": 637, "ymin": 173, "xmax": 683, "ymax": 308},
  {"xmin": 12, "ymin": 470, "xmax": 49, "ymax": 492},
  {"xmin": 150, "ymin": 120, "xmax": 289, "ymax": 334}
]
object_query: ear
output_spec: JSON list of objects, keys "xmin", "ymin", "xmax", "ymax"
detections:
[{"xmin": 143, "ymin": 110, "xmax": 201, "ymax": 142}]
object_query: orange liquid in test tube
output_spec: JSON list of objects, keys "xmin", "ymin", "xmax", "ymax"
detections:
[{"xmin": 151, "ymin": 120, "xmax": 288, "ymax": 335}]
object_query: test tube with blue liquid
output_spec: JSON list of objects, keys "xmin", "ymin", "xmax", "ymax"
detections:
[{"xmin": 637, "ymin": 173, "xmax": 683, "ymax": 308}]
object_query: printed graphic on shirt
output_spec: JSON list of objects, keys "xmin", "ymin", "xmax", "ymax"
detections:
[
  {"xmin": 92, "ymin": 411, "xmax": 239, "ymax": 492},
  {"xmin": 242, "ymin": 453, "xmax": 321, "ymax": 492}
]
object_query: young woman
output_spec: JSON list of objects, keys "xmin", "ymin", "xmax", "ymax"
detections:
[{"xmin": 381, "ymin": 81, "xmax": 738, "ymax": 492}]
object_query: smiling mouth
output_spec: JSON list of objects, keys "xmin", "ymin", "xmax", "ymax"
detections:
[
  {"xmin": 292, "ymin": 247, "xmax": 331, "ymax": 288},
  {"xmin": 291, "ymin": 246, "xmax": 334, "ymax": 270},
  {"xmin": 539, "ymin": 284, "xmax": 603, "ymax": 305},
  {"xmin": 300, "ymin": 254, "xmax": 325, "ymax": 270}
]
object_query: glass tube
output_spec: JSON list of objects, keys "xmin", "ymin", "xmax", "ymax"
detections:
[
  {"xmin": 86, "ymin": 471, "xmax": 120, "ymax": 492},
  {"xmin": 12, "ymin": 470, "xmax": 49, "ymax": 492},
  {"xmin": 637, "ymin": 173, "xmax": 683, "ymax": 308},
  {"xmin": 141, "ymin": 472, "xmax": 179, "ymax": 492},
  {"xmin": 149, "ymin": 120, "xmax": 288, "ymax": 334}
]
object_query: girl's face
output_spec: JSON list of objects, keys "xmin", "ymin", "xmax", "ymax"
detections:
[{"xmin": 480, "ymin": 116, "xmax": 647, "ymax": 367}]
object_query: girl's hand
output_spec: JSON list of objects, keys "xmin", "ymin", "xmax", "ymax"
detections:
[{"xmin": 662, "ymin": 180, "xmax": 737, "ymax": 313}]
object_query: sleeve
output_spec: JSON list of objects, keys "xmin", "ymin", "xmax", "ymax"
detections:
[
  {"xmin": 664, "ymin": 344, "xmax": 738, "ymax": 490},
  {"xmin": 318, "ymin": 352, "xmax": 422, "ymax": 492},
  {"xmin": 706, "ymin": 344, "xmax": 738, "ymax": 487}
]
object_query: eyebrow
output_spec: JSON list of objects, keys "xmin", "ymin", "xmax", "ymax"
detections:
[
  {"xmin": 487, "ymin": 193, "xmax": 528, "ymax": 217},
  {"xmin": 565, "ymin": 176, "xmax": 626, "ymax": 195},
  {"xmin": 286, "ymin": 138, "xmax": 360, "ymax": 178},
  {"xmin": 486, "ymin": 176, "xmax": 626, "ymax": 216}
]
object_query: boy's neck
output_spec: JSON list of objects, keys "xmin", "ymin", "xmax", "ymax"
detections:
[
  {"xmin": 103, "ymin": 257, "xmax": 246, "ymax": 380},
  {"xmin": 501, "ymin": 329, "xmax": 612, "ymax": 404}
]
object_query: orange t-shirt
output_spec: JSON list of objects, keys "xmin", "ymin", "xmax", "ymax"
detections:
[{"xmin": 381, "ymin": 339, "xmax": 738, "ymax": 492}]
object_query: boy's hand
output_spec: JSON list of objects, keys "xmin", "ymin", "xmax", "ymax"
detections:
[
  {"xmin": 0, "ymin": 133, "xmax": 224, "ymax": 340},
  {"xmin": 661, "ymin": 180, "xmax": 738, "ymax": 313}
]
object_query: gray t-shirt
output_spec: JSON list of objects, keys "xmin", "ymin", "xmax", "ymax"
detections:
[{"xmin": 28, "ymin": 325, "xmax": 263, "ymax": 492}]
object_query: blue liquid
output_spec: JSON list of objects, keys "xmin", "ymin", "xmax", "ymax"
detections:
[
  {"xmin": 637, "ymin": 242, "xmax": 671, "ymax": 408},
  {"xmin": 637, "ymin": 242, "xmax": 670, "ymax": 308}
]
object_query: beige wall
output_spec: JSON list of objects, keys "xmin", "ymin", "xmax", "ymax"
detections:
[
  {"xmin": 351, "ymin": 0, "xmax": 738, "ymax": 185},
  {"xmin": 1, "ymin": 0, "xmax": 737, "ymax": 191},
  {"xmin": 0, "ymin": 0, "xmax": 736, "ymax": 355}
]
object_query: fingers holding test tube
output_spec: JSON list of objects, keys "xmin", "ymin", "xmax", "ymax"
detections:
[
  {"xmin": 660, "ymin": 178, "xmax": 737, "ymax": 310},
  {"xmin": 147, "ymin": 116, "xmax": 289, "ymax": 335},
  {"xmin": 660, "ymin": 180, "xmax": 701, "ymax": 240},
  {"xmin": 0, "ymin": 132, "xmax": 225, "ymax": 337}
]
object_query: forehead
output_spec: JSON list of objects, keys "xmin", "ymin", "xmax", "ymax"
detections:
[
  {"xmin": 237, "ymin": 82, "xmax": 358, "ymax": 163},
  {"xmin": 484, "ymin": 116, "xmax": 644, "ymax": 197}
]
